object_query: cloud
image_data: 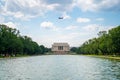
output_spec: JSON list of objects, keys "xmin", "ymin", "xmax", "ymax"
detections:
[
  {"xmin": 1, "ymin": 0, "xmax": 120, "ymax": 21},
  {"xmin": 4, "ymin": 22, "xmax": 17, "ymax": 28},
  {"xmin": 98, "ymin": 0, "xmax": 120, "ymax": 11},
  {"xmin": 0, "ymin": 0, "xmax": 75, "ymax": 20},
  {"xmin": 75, "ymin": 0, "xmax": 97, "ymax": 12},
  {"xmin": 13, "ymin": 12, "xmax": 32, "ymax": 20},
  {"xmin": 65, "ymin": 25, "xmax": 78, "ymax": 30},
  {"xmin": 62, "ymin": 13, "xmax": 71, "ymax": 19},
  {"xmin": 75, "ymin": 0, "xmax": 120, "ymax": 12},
  {"xmin": 43, "ymin": 0, "xmax": 75, "ymax": 11},
  {"xmin": 96, "ymin": 18, "xmax": 104, "ymax": 21},
  {"xmin": 0, "ymin": 0, "xmax": 59, "ymax": 20},
  {"xmin": 82, "ymin": 24, "xmax": 115, "ymax": 33},
  {"xmin": 0, "ymin": 16, "xmax": 5, "ymax": 23},
  {"xmin": 0, "ymin": 16, "xmax": 17, "ymax": 29},
  {"xmin": 40, "ymin": 21, "xmax": 53, "ymax": 28},
  {"xmin": 82, "ymin": 24, "xmax": 100, "ymax": 32},
  {"xmin": 40, "ymin": 21, "xmax": 58, "ymax": 31},
  {"xmin": 77, "ymin": 18, "xmax": 90, "ymax": 23},
  {"xmin": 0, "ymin": 0, "xmax": 74, "ymax": 21}
]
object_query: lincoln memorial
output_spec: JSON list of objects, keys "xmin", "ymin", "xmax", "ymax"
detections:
[{"xmin": 52, "ymin": 43, "xmax": 70, "ymax": 54}]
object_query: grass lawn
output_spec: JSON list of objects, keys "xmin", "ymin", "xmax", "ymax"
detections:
[{"xmin": 86, "ymin": 55, "xmax": 120, "ymax": 60}]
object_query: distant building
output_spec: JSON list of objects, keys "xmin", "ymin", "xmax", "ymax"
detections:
[{"xmin": 52, "ymin": 43, "xmax": 70, "ymax": 54}]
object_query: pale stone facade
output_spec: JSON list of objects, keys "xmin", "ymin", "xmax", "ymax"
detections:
[{"xmin": 52, "ymin": 43, "xmax": 70, "ymax": 54}]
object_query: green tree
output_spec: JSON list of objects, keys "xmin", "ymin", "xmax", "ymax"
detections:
[
  {"xmin": 77, "ymin": 25, "xmax": 120, "ymax": 56},
  {"xmin": 0, "ymin": 24, "xmax": 48, "ymax": 56}
]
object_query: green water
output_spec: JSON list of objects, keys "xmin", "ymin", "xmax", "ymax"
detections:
[{"xmin": 0, "ymin": 55, "xmax": 120, "ymax": 80}]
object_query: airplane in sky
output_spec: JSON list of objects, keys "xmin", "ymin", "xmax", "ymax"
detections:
[{"xmin": 58, "ymin": 17, "xmax": 63, "ymax": 19}]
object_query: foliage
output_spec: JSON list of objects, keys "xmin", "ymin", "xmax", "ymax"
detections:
[
  {"xmin": 0, "ymin": 24, "xmax": 48, "ymax": 57},
  {"xmin": 70, "ymin": 47, "xmax": 78, "ymax": 52},
  {"xmin": 77, "ymin": 25, "xmax": 120, "ymax": 55}
]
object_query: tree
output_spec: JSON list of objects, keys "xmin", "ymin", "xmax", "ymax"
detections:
[
  {"xmin": 77, "ymin": 25, "xmax": 120, "ymax": 56},
  {"xmin": 70, "ymin": 47, "xmax": 78, "ymax": 53},
  {"xmin": 109, "ymin": 26, "xmax": 120, "ymax": 55},
  {"xmin": 0, "ymin": 24, "xmax": 47, "ymax": 56}
]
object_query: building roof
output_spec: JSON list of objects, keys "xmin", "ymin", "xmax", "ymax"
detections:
[{"xmin": 52, "ymin": 43, "xmax": 69, "ymax": 46}]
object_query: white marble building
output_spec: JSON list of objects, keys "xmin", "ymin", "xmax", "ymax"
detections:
[{"xmin": 52, "ymin": 43, "xmax": 70, "ymax": 54}]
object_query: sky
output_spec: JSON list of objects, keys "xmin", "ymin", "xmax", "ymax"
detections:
[{"xmin": 0, "ymin": 0, "xmax": 120, "ymax": 48}]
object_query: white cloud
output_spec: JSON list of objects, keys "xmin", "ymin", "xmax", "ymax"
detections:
[
  {"xmin": 75, "ymin": 0, "xmax": 120, "ymax": 12},
  {"xmin": 4, "ymin": 22, "xmax": 17, "ymax": 28},
  {"xmin": 14, "ymin": 12, "xmax": 24, "ymax": 19},
  {"xmin": 96, "ymin": 18, "xmax": 104, "ymax": 21},
  {"xmin": 46, "ymin": 4, "xmax": 60, "ymax": 11},
  {"xmin": 0, "ymin": 0, "xmax": 72, "ymax": 21},
  {"xmin": 42, "ymin": 0, "xmax": 75, "ymax": 11},
  {"xmin": 65, "ymin": 25, "xmax": 78, "ymax": 30},
  {"xmin": 41, "ymin": 21, "xmax": 53, "ymax": 28},
  {"xmin": 75, "ymin": 0, "xmax": 97, "ymax": 12},
  {"xmin": 0, "ymin": 0, "xmax": 74, "ymax": 20},
  {"xmin": 40, "ymin": 21, "xmax": 58, "ymax": 31},
  {"xmin": 0, "ymin": 16, "xmax": 5, "ymax": 23},
  {"xmin": 0, "ymin": 0, "xmax": 60, "ymax": 20},
  {"xmin": 82, "ymin": 24, "xmax": 100, "ymax": 32},
  {"xmin": 77, "ymin": 18, "xmax": 90, "ymax": 23},
  {"xmin": 1, "ymin": 0, "xmax": 119, "ymax": 21},
  {"xmin": 99, "ymin": 25, "xmax": 115, "ymax": 32},
  {"xmin": 82, "ymin": 24, "xmax": 115, "ymax": 33},
  {"xmin": 62, "ymin": 13, "xmax": 71, "ymax": 19}
]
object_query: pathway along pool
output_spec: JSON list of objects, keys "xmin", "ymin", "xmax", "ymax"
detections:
[{"xmin": 0, "ymin": 55, "xmax": 120, "ymax": 80}]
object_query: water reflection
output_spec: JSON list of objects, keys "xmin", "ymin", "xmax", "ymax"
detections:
[{"xmin": 0, "ymin": 55, "xmax": 120, "ymax": 80}]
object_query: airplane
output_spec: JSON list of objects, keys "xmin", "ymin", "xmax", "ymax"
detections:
[{"xmin": 58, "ymin": 17, "xmax": 63, "ymax": 19}]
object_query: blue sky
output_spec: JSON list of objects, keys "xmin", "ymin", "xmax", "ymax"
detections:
[{"xmin": 0, "ymin": 0, "xmax": 120, "ymax": 47}]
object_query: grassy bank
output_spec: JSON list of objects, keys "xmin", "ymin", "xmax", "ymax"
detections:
[
  {"xmin": 86, "ymin": 55, "xmax": 120, "ymax": 60},
  {"xmin": 0, "ymin": 54, "xmax": 29, "ymax": 59},
  {"xmin": 0, "ymin": 53, "xmax": 48, "ymax": 59}
]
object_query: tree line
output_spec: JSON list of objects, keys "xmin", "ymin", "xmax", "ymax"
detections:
[
  {"xmin": 77, "ymin": 25, "xmax": 120, "ymax": 56},
  {"xmin": 0, "ymin": 24, "xmax": 49, "ymax": 57}
]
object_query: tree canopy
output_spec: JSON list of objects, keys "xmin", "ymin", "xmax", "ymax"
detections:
[
  {"xmin": 0, "ymin": 24, "xmax": 48, "ymax": 57},
  {"xmin": 77, "ymin": 25, "xmax": 120, "ymax": 55}
]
